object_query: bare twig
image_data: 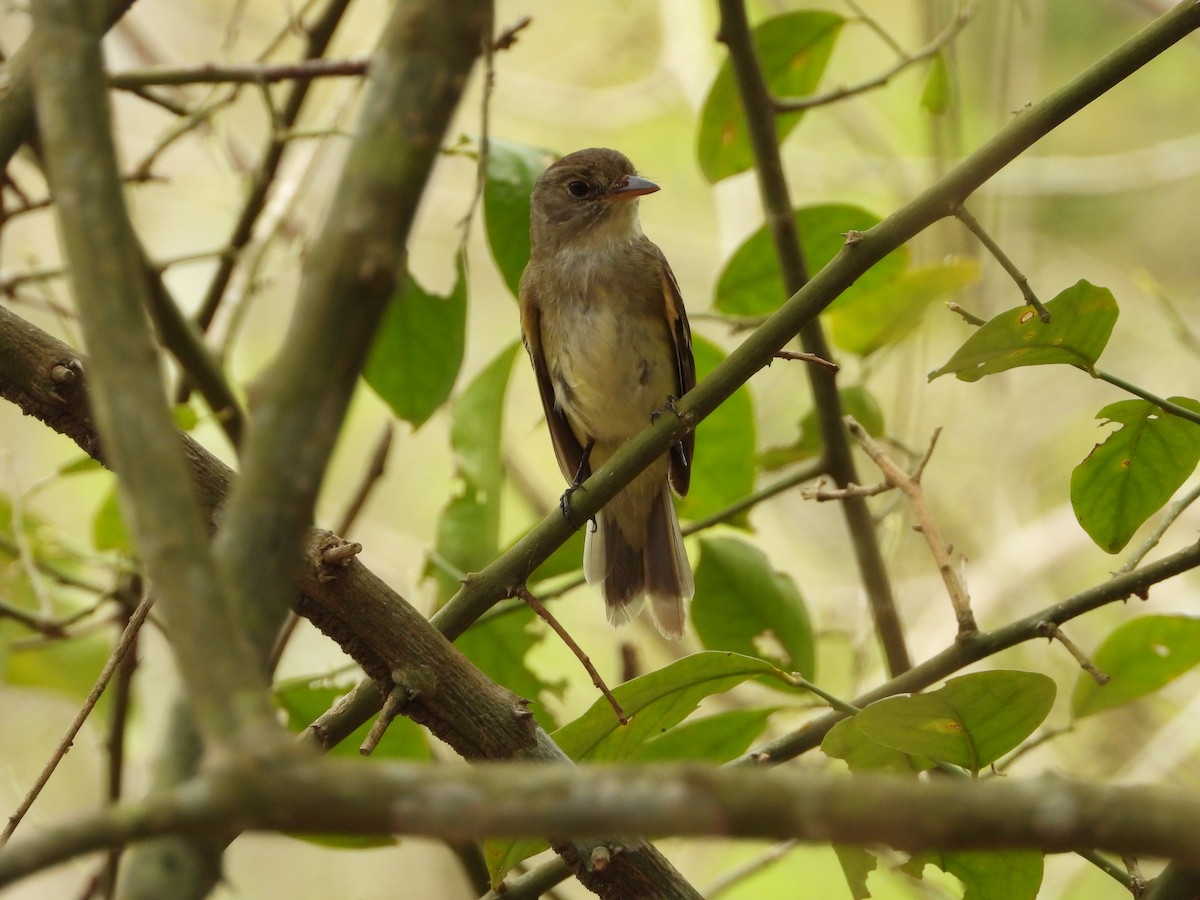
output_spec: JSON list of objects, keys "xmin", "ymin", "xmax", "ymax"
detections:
[
  {"xmin": 844, "ymin": 417, "xmax": 978, "ymax": 635},
  {"xmin": 954, "ymin": 204, "xmax": 1050, "ymax": 323},
  {"xmin": 773, "ymin": 349, "xmax": 839, "ymax": 372},
  {"xmin": 706, "ymin": 840, "xmax": 799, "ymax": 898},
  {"xmin": 359, "ymin": 684, "xmax": 407, "ymax": 756},
  {"xmin": 514, "ymin": 584, "xmax": 627, "ymax": 725},
  {"xmin": 775, "ymin": 4, "xmax": 974, "ymax": 112},
  {"xmin": 1120, "ymin": 480, "xmax": 1200, "ymax": 573},
  {"xmin": 803, "ymin": 475, "xmax": 891, "ymax": 502},
  {"xmin": 110, "ymin": 57, "xmax": 369, "ymax": 89},
  {"xmin": 0, "ymin": 593, "xmax": 153, "ymax": 846},
  {"xmin": 1038, "ymin": 622, "xmax": 1109, "ymax": 685},
  {"xmin": 945, "ymin": 301, "xmax": 987, "ymax": 326}
]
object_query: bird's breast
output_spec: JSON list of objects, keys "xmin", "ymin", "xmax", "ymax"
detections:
[{"xmin": 538, "ymin": 273, "xmax": 675, "ymax": 445}]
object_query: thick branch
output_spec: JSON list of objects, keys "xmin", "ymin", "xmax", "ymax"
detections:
[
  {"xmin": 3, "ymin": 762, "xmax": 1200, "ymax": 886},
  {"xmin": 0, "ymin": 304, "xmax": 701, "ymax": 898},
  {"xmin": 210, "ymin": 0, "xmax": 491, "ymax": 666},
  {"xmin": 0, "ymin": 0, "xmax": 135, "ymax": 169},
  {"xmin": 31, "ymin": 0, "xmax": 278, "ymax": 748}
]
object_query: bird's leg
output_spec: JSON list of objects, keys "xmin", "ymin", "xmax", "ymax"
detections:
[{"xmin": 559, "ymin": 437, "xmax": 596, "ymax": 530}]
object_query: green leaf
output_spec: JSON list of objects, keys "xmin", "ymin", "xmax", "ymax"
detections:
[
  {"xmin": 486, "ymin": 652, "xmax": 785, "ymax": 882},
  {"xmin": 1071, "ymin": 397, "xmax": 1200, "ymax": 553},
  {"xmin": 697, "ymin": 12, "xmax": 844, "ymax": 183},
  {"xmin": 1072, "ymin": 615, "xmax": 1200, "ymax": 719},
  {"xmin": 676, "ymin": 336, "xmax": 755, "ymax": 525},
  {"xmin": 556, "ymin": 651, "xmax": 788, "ymax": 761},
  {"xmin": 456, "ymin": 605, "xmax": 566, "ymax": 730},
  {"xmin": 692, "ymin": 537, "xmax": 814, "ymax": 678},
  {"xmin": 920, "ymin": 51, "xmax": 953, "ymax": 115},
  {"xmin": 822, "ymin": 717, "xmax": 933, "ymax": 774},
  {"xmin": 484, "ymin": 139, "xmax": 556, "ymax": 297},
  {"xmin": 427, "ymin": 343, "xmax": 519, "ymax": 601},
  {"xmin": 632, "ymin": 707, "xmax": 776, "ymax": 763},
  {"xmin": 834, "ymin": 844, "xmax": 877, "ymax": 900},
  {"xmin": 854, "ymin": 671, "xmax": 1056, "ymax": 773},
  {"xmin": 92, "ymin": 483, "xmax": 132, "ymax": 554},
  {"xmin": 761, "ymin": 385, "xmax": 884, "ymax": 471},
  {"xmin": 276, "ymin": 681, "xmax": 431, "ymax": 760},
  {"xmin": 715, "ymin": 204, "xmax": 905, "ymax": 317},
  {"xmin": 364, "ymin": 255, "xmax": 467, "ymax": 429},
  {"xmin": 825, "ymin": 258, "xmax": 979, "ymax": 356},
  {"xmin": 928, "ymin": 280, "xmax": 1118, "ymax": 382},
  {"xmin": 907, "ymin": 850, "xmax": 1043, "ymax": 900}
]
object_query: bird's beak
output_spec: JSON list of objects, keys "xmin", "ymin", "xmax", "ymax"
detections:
[{"xmin": 608, "ymin": 175, "xmax": 660, "ymax": 200}]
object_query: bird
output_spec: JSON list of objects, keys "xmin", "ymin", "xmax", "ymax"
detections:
[{"xmin": 519, "ymin": 147, "xmax": 696, "ymax": 639}]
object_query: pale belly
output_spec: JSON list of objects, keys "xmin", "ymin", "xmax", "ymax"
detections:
[{"xmin": 542, "ymin": 298, "xmax": 676, "ymax": 446}]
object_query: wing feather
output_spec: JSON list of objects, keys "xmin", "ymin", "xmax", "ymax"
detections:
[{"xmin": 520, "ymin": 278, "xmax": 589, "ymax": 485}]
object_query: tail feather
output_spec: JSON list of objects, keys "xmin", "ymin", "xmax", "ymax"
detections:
[
  {"xmin": 585, "ymin": 512, "xmax": 645, "ymax": 626},
  {"xmin": 644, "ymin": 486, "xmax": 692, "ymax": 640},
  {"xmin": 584, "ymin": 486, "xmax": 692, "ymax": 640}
]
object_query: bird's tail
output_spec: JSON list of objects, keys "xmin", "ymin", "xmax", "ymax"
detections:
[{"xmin": 584, "ymin": 484, "xmax": 693, "ymax": 639}]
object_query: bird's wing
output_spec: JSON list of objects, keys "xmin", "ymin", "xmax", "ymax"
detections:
[
  {"xmin": 656, "ymin": 249, "xmax": 696, "ymax": 497},
  {"xmin": 520, "ymin": 278, "xmax": 589, "ymax": 485}
]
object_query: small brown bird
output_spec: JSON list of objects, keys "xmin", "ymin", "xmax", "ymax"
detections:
[{"xmin": 519, "ymin": 148, "xmax": 696, "ymax": 638}]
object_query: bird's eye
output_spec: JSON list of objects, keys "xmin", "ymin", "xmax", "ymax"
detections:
[{"xmin": 566, "ymin": 180, "xmax": 590, "ymax": 198}]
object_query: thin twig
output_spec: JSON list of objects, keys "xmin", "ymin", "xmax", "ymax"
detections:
[
  {"xmin": 845, "ymin": 417, "xmax": 977, "ymax": 635},
  {"xmin": 954, "ymin": 204, "xmax": 1050, "ymax": 323},
  {"xmin": 803, "ymin": 475, "xmax": 891, "ymax": 502},
  {"xmin": 945, "ymin": 301, "xmax": 986, "ymax": 326},
  {"xmin": 775, "ymin": 4, "xmax": 974, "ymax": 112},
  {"xmin": 705, "ymin": 840, "xmax": 799, "ymax": 898},
  {"xmin": 1038, "ymin": 622, "xmax": 1109, "ymax": 685},
  {"xmin": 359, "ymin": 684, "xmax": 407, "ymax": 756},
  {"xmin": 109, "ymin": 56, "xmax": 370, "ymax": 89},
  {"xmin": 773, "ymin": 350, "xmax": 839, "ymax": 372},
  {"xmin": 1093, "ymin": 370, "xmax": 1200, "ymax": 428},
  {"xmin": 100, "ymin": 575, "xmax": 142, "ymax": 897},
  {"xmin": 457, "ymin": 16, "xmax": 531, "ymax": 239},
  {"xmin": 335, "ymin": 424, "xmax": 394, "ymax": 536},
  {"xmin": 0, "ymin": 592, "xmax": 154, "ymax": 846},
  {"xmin": 514, "ymin": 584, "xmax": 627, "ymax": 725},
  {"xmin": 1119, "ymin": 480, "xmax": 1200, "ymax": 573},
  {"xmin": 683, "ymin": 461, "xmax": 825, "ymax": 534}
]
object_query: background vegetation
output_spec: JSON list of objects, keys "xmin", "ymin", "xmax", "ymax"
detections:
[{"xmin": 2, "ymin": 0, "xmax": 1200, "ymax": 897}]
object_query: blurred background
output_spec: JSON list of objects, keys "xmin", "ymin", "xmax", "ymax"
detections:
[{"xmin": 2, "ymin": 0, "xmax": 1199, "ymax": 897}]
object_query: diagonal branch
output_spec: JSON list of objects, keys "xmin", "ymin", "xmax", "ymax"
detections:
[{"xmin": 31, "ymin": 0, "xmax": 280, "ymax": 750}]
